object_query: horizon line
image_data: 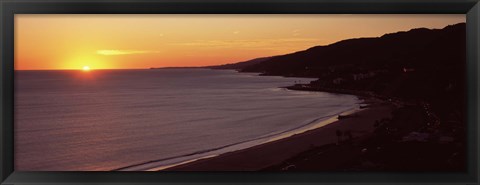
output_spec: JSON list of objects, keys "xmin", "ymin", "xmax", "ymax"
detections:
[{"xmin": 14, "ymin": 67, "xmax": 209, "ymax": 71}]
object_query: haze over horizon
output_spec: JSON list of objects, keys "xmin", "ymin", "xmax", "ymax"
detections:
[{"xmin": 15, "ymin": 14, "xmax": 465, "ymax": 70}]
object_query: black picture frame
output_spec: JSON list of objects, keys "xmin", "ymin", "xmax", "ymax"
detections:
[{"xmin": 1, "ymin": 0, "xmax": 479, "ymax": 184}]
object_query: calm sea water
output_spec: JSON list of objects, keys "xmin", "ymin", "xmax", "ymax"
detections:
[{"xmin": 15, "ymin": 69, "xmax": 359, "ymax": 171}]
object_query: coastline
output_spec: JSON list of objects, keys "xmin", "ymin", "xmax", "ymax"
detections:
[
  {"xmin": 110, "ymin": 71, "xmax": 361, "ymax": 172},
  {"xmin": 160, "ymin": 69, "xmax": 465, "ymax": 171},
  {"xmin": 116, "ymin": 97, "xmax": 362, "ymax": 171},
  {"xmin": 165, "ymin": 97, "xmax": 393, "ymax": 171}
]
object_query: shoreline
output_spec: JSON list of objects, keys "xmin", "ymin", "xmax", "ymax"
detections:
[
  {"xmin": 112, "ymin": 71, "xmax": 362, "ymax": 171},
  {"xmin": 119, "ymin": 102, "xmax": 362, "ymax": 171},
  {"xmin": 165, "ymin": 97, "xmax": 393, "ymax": 171},
  {"xmin": 160, "ymin": 69, "xmax": 464, "ymax": 171}
]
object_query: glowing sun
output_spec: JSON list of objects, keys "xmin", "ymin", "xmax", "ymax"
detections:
[{"xmin": 82, "ymin": 66, "xmax": 91, "ymax": 71}]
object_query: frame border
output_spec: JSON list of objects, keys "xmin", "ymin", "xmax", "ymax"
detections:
[{"xmin": 1, "ymin": 0, "xmax": 479, "ymax": 184}]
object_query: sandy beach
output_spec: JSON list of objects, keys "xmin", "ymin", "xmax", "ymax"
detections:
[{"xmin": 165, "ymin": 98, "xmax": 394, "ymax": 171}]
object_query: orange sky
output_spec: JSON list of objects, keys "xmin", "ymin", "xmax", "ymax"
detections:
[{"xmin": 15, "ymin": 14, "xmax": 465, "ymax": 70}]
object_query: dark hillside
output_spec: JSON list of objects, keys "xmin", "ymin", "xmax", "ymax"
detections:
[
  {"xmin": 234, "ymin": 24, "xmax": 466, "ymax": 151},
  {"xmin": 208, "ymin": 56, "xmax": 273, "ymax": 70},
  {"xmin": 240, "ymin": 23, "xmax": 466, "ymax": 110}
]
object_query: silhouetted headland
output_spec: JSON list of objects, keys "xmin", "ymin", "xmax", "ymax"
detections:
[
  {"xmin": 176, "ymin": 23, "xmax": 466, "ymax": 171},
  {"xmin": 149, "ymin": 66, "xmax": 203, "ymax": 69}
]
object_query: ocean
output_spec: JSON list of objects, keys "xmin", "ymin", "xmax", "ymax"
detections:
[{"xmin": 14, "ymin": 68, "xmax": 359, "ymax": 171}]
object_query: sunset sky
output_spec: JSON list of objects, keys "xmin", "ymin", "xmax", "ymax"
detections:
[{"xmin": 15, "ymin": 14, "xmax": 465, "ymax": 70}]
